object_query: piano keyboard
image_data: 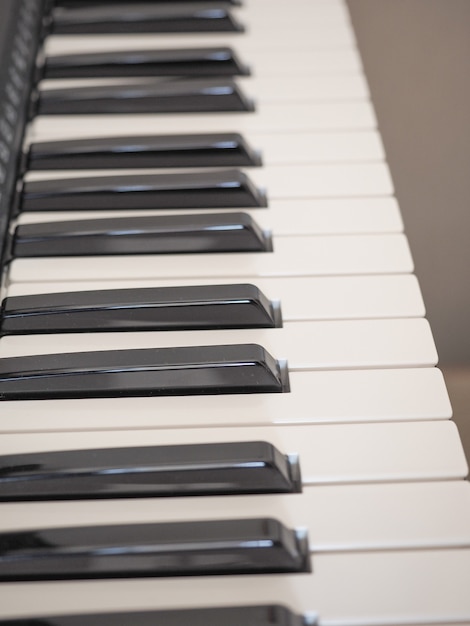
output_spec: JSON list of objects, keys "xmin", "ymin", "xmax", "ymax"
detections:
[{"xmin": 0, "ymin": 0, "xmax": 469, "ymax": 624}]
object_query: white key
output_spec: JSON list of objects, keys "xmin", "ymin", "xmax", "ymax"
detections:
[
  {"xmin": 45, "ymin": 31, "xmax": 359, "ymax": 56},
  {"xmin": 248, "ymin": 48, "xmax": 364, "ymax": 75},
  {"xmin": 3, "ymin": 551, "xmax": 470, "ymax": 624},
  {"xmin": 14, "ymin": 197, "xmax": 403, "ymax": 235},
  {"xmin": 7, "ymin": 235, "xmax": 413, "ymax": 283},
  {"xmin": 1, "ymin": 482, "xmax": 470, "ymax": 553},
  {"xmin": 39, "ymin": 73, "xmax": 370, "ymax": 102},
  {"xmin": 23, "ymin": 130, "xmax": 386, "ymax": 166},
  {"xmin": 19, "ymin": 162, "xmax": 393, "ymax": 196},
  {"xmin": 44, "ymin": 46, "xmax": 364, "ymax": 76},
  {"xmin": 27, "ymin": 102, "xmax": 378, "ymax": 142},
  {"xmin": 6, "ymin": 275, "xmax": 425, "ymax": 321},
  {"xmin": 17, "ymin": 166, "xmax": 393, "ymax": 218},
  {"xmin": 45, "ymin": 25, "xmax": 356, "ymax": 59},
  {"xmin": 253, "ymin": 130, "xmax": 384, "ymax": 164},
  {"xmin": 0, "ymin": 368, "xmax": 451, "ymax": 434},
  {"xmin": 239, "ymin": 73, "xmax": 370, "ymax": 101},
  {"xmin": 0, "ymin": 318, "xmax": 438, "ymax": 370},
  {"xmin": 232, "ymin": 1, "xmax": 352, "ymax": 24},
  {"xmin": 1, "ymin": 421, "xmax": 466, "ymax": 483},
  {"xmin": 246, "ymin": 164, "xmax": 392, "ymax": 196}
]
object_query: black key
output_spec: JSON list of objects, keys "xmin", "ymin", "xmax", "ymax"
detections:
[
  {"xmin": 38, "ymin": 78, "xmax": 254, "ymax": 115},
  {"xmin": 12, "ymin": 213, "xmax": 272, "ymax": 257},
  {"xmin": 19, "ymin": 170, "xmax": 267, "ymax": 212},
  {"xmin": 51, "ymin": 4, "xmax": 244, "ymax": 34},
  {"xmin": 0, "ymin": 344, "xmax": 289, "ymax": 400},
  {"xmin": 0, "ymin": 605, "xmax": 307, "ymax": 626},
  {"xmin": 56, "ymin": 0, "xmax": 243, "ymax": 5},
  {"xmin": 44, "ymin": 47, "xmax": 250, "ymax": 79},
  {"xmin": 0, "ymin": 284, "xmax": 280, "ymax": 334},
  {"xmin": 0, "ymin": 441, "xmax": 301, "ymax": 501},
  {"xmin": 0, "ymin": 518, "xmax": 310, "ymax": 581},
  {"xmin": 26, "ymin": 133, "xmax": 262, "ymax": 170}
]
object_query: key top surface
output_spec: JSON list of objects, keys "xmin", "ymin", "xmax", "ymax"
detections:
[
  {"xmin": 19, "ymin": 170, "xmax": 267, "ymax": 212},
  {"xmin": 0, "ymin": 344, "xmax": 288, "ymax": 400},
  {"xmin": 38, "ymin": 78, "xmax": 254, "ymax": 115},
  {"xmin": 0, "ymin": 517, "xmax": 309, "ymax": 581},
  {"xmin": 0, "ymin": 284, "xmax": 279, "ymax": 334},
  {"xmin": 51, "ymin": 4, "xmax": 245, "ymax": 35},
  {"xmin": 26, "ymin": 133, "xmax": 262, "ymax": 170},
  {"xmin": 0, "ymin": 440, "xmax": 300, "ymax": 501},
  {"xmin": 0, "ymin": 605, "xmax": 304, "ymax": 626},
  {"xmin": 12, "ymin": 213, "xmax": 271, "ymax": 257},
  {"xmin": 43, "ymin": 47, "xmax": 250, "ymax": 79}
]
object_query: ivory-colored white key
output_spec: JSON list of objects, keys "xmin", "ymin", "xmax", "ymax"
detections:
[
  {"xmin": 19, "ymin": 162, "xmax": 393, "ymax": 197},
  {"xmin": 14, "ymin": 197, "xmax": 403, "ymax": 235},
  {"xmin": 7, "ymin": 235, "xmax": 413, "ymax": 283},
  {"xmin": 236, "ymin": 47, "xmax": 364, "ymax": 75},
  {"xmin": 240, "ymin": 164, "xmax": 391, "ymax": 197},
  {"xmin": 253, "ymin": 130, "xmax": 383, "ymax": 164},
  {"xmin": 39, "ymin": 74, "xmax": 370, "ymax": 103},
  {"xmin": 0, "ymin": 368, "xmax": 451, "ymax": 434},
  {"xmin": 45, "ymin": 24, "xmax": 356, "ymax": 59},
  {"xmin": 3, "ymin": 551, "xmax": 470, "ymax": 625},
  {"xmin": 45, "ymin": 46, "xmax": 364, "ymax": 75},
  {"xmin": 1, "ymin": 482, "xmax": 469, "ymax": 553},
  {"xmin": 229, "ymin": 0, "xmax": 352, "ymax": 23},
  {"xmin": 0, "ymin": 318, "xmax": 438, "ymax": 370},
  {"xmin": 6, "ymin": 275, "xmax": 425, "ymax": 321},
  {"xmin": 27, "ymin": 102, "xmax": 377, "ymax": 143},
  {"xmin": 241, "ymin": 72, "xmax": 369, "ymax": 102},
  {"xmin": 23, "ymin": 130, "xmax": 385, "ymax": 166},
  {"xmin": 1, "ymin": 421, "xmax": 466, "ymax": 483}
]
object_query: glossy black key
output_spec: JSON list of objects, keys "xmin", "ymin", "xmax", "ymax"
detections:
[
  {"xmin": 44, "ymin": 47, "xmax": 250, "ymax": 79},
  {"xmin": 26, "ymin": 133, "xmax": 262, "ymax": 170},
  {"xmin": 38, "ymin": 78, "xmax": 254, "ymax": 115},
  {"xmin": 0, "ymin": 605, "xmax": 306, "ymax": 626},
  {"xmin": 12, "ymin": 213, "xmax": 271, "ymax": 257},
  {"xmin": 51, "ymin": 4, "xmax": 244, "ymax": 34},
  {"xmin": 56, "ymin": 0, "xmax": 243, "ymax": 5},
  {"xmin": 0, "ymin": 441, "xmax": 301, "ymax": 501},
  {"xmin": 0, "ymin": 344, "xmax": 289, "ymax": 400},
  {"xmin": 0, "ymin": 518, "xmax": 310, "ymax": 580},
  {"xmin": 0, "ymin": 284, "xmax": 280, "ymax": 334},
  {"xmin": 19, "ymin": 170, "xmax": 267, "ymax": 212}
]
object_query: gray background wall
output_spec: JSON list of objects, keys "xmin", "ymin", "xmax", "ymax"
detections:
[
  {"xmin": 347, "ymin": 0, "xmax": 470, "ymax": 364},
  {"xmin": 347, "ymin": 0, "xmax": 470, "ymax": 454}
]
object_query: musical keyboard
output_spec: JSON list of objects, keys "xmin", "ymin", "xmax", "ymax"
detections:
[{"xmin": 1, "ymin": 0, "xmax": 470, "ymax": 624}]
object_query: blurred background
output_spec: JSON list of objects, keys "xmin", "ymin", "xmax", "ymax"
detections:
[{"xmin": 347, "ymin": 0, "xmax": 470, "ymax": 458}]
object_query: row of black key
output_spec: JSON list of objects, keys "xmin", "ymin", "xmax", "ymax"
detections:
[
  {"xmin": 3, "ymin": 1, "xmax": 282, "ymax": 397},
  {"xmin": 0, "ymin": 0, "xmax": 310, "ymax": 602}
]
